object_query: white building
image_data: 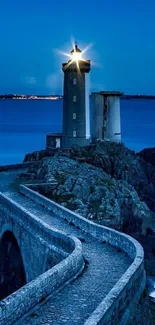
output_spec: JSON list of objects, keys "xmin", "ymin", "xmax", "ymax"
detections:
[{"xmin": 90, "ymin": 91, "xmax": 122, "ymax": 143}]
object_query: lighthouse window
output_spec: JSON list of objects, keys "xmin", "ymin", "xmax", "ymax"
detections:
[
  {"xmin": 73, "ymin": 130, "xmax": 76, "ymax": 137},
  {"xmin": 73, "ymin": 78, "xmax": 76, "ymax": 85},
  {"xmin": 73, "ymin": 96, "xmax": 76, "ymax": 102},
  {"xmin": 73, "ymin": 113, "xmax": 76, "ymax": 119}
]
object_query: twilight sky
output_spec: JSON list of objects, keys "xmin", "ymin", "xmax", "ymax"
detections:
[{"xmin": 0, "ymin": 0, "xmax": 155, "ymax": 95}]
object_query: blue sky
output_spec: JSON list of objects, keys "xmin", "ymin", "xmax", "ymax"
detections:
[{"xmin": 0, "ymin": 0, "xmax": 155, "ymax": 94}]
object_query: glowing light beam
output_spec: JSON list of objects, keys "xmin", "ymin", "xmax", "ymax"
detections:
[
  {"xmin": 71, "ymin": 51, "xmax": 82, "ymax": 62},
  {"xmin": 53, "ymin": 49, "xmax": 71, "ymax": 59},
  {"xmin": 53, "ymin": 39, "xmax": 102, "ymax": 70},
  {"xmin": 63, "ymin": 60, "xmax": 74, "ymax": 71},
  {"xmin": 82, "ymin": 41, "xmax": 95, "ymax": 55}
]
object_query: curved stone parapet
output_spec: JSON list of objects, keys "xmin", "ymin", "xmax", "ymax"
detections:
[
  {"xmin": 20, "ymin": 184, "xmax": 146, "ymax": 325},
  {"xmin": 0, "ymin": 193, "xmax": 84, "ymax": 325}
]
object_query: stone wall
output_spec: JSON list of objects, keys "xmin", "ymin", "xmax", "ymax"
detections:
[
  {"xmin": 20, "ymin": 184, "xmax": 146, "ymax": 325},
  {"xmin": 0, "ymin": 193, "xmax": 84, "ymax": 325},
  {"xmin": 0, "ymin": 193, "xmax": 70, "ymax": 282}
]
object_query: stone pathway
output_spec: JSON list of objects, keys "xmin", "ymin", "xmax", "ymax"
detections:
[{"xmin": 0, "ymin": 170, "xmax": 132, "ymax": 325}]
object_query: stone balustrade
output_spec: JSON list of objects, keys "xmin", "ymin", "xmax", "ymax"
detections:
[
  {"xmin": 0, "ymin": 193, "xmax": 84, "ymax": 325},
  {"xmin": 20, "ymin": 183, "xmax": 146, "ymax": 325}
]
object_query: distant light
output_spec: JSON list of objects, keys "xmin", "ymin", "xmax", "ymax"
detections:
[
  {"xmin": 54, "ymin": 39, "xmax": 101, "ymax": 70},
  {"xmin": 71, "ymin": 51, "xmax": 82, "ymax": 62}
]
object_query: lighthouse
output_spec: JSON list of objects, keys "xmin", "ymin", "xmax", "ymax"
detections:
[
  {"xmin": 62, "ymin": 44, "xmax": 91, "ymax": 148},
  {"xmin": 46, "ymin": 42, "xmax": 122, "ymax": 150}
]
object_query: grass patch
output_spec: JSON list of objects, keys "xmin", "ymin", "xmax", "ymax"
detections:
[
  {"xmin": 65, "ymin": 201, "xmax": 77, "ymax": 211},
  {"xmin": 41, "ymin": 191, "xmax": 77, "ymax": 211},
  {"xmin": 55, "ymin": 173, "xmax": 67, "ymax": 185},
  {"xmin": 103, "ymin": 179, "xmax": 115, "ymax": 190},
  {"xmin": 83, "ymin": 151, "xmax": 95, "ymax": 158}
]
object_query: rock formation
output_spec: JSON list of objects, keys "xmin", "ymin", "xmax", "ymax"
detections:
[
  {"xmin": 23, "ymin": 141, "xmax": 155, "ymax": 275},
  {"xmin": 138, "ymin": 147, "xmax": 155, "ymax": 166}
]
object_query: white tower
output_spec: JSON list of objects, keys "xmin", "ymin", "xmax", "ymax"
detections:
[{"xmin": 90, "ymin": 91, "xmax": 122, "ymax": 143}]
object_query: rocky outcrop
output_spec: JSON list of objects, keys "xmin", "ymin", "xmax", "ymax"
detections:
[
  {"xmin": 23, "ymin": 141, "xmax": 155, "ymax": 275},
  {"xmin": 138, "ymin": 147, "xmax": 155, "ymax": 166},
  {"xmin": 25, "ymin": 142, "xmax": 155, "ymax": 213}
]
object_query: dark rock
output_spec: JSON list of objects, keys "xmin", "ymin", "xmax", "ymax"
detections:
[
  {"xmin": 17, "ymin": 172, "xmax": 36, "ymax": 180},
  {"xmin": 138, "ymin": 147, "xmax": 155, "ymax": 166},
  {"xmin": 25, "ymin": 141, "xmax": 155, "ymax": 275}
]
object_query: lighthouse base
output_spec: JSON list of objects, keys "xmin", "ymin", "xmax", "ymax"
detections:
[{"xmin": 62, "ymin": 136, "xmax": 90, "ymax": 148}]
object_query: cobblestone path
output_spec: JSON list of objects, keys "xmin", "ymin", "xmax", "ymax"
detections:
[{"xmin": 0, "ymin": 171, "xmax": 132, "ymax": 325}]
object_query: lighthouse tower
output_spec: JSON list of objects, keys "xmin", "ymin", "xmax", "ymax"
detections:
[{"xmin": 62, "ymin": 44, "xmax": 91, "ymax": 148}]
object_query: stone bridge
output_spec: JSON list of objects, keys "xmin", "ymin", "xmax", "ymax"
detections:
[{"xmin": 0, "ymin": 164, "xmax": 146, "ymax": 325}]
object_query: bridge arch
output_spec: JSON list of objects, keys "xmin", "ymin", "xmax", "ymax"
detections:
[{"xmin": 0, "ymin": 230, "xmax": 26, "ymax": 300}]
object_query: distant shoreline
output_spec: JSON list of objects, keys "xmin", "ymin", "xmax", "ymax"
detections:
[
  {"xmin": 0, "ymin": 95, "xmax": 63, "ymax": 100},
  {"xmin": 121, "ymin": 95, "xmax": 155, "ymax": 100},
  {"xmin": 0, "ymin": 94, "xmax": 155, "ymax": 100}
]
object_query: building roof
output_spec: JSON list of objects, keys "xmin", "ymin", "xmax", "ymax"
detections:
[
  {"xmin": 46, "ymin": 133, "xmax": 62, "ymax": 137},
  {"xmin": 62, "ymin": 60, "xmax": 91, "ymax": 72},
  {"xmin": 71, "ymin": 43, "xmax": 82, "ymax": 54}
]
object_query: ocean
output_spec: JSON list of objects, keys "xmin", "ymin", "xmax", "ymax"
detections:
[{"xmin": 0, "ymin": 98, "xmax": 155, "ymax": 165}]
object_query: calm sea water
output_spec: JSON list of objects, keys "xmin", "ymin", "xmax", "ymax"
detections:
[{"xmin": 0, "ymin": 98, "xmax": 155, "ymax": 165}]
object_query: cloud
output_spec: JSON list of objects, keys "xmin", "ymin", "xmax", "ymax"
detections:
[
  {"xmin": 21, "ymin": 76, "xmax": 37, "ymax": 85},
  {"xmin": 45, "ymin": 72, "xmax": 62, "ymax": 91},
  {"xmin": 27, "ymin": 76, "xmax": 36, "ymax": 85}
]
